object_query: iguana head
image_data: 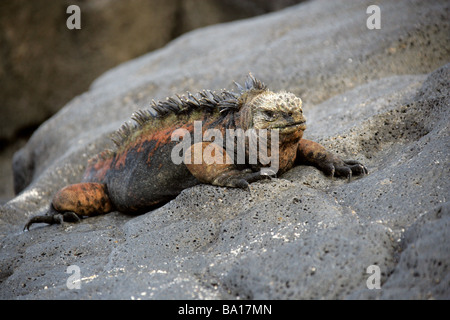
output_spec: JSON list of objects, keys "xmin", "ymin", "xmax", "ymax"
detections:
[
  {"xmin": 236, "ymin": 75, "xmax": 307, "ymax": 136},
  {"xmin": 249, "ymin": 91, "xmax": 306, "ymax": 134}
]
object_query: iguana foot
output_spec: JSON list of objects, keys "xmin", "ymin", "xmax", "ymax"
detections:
[
  {"xmin": 212, "ymin": 168, "xmax": 275, "ymax": 189},
  {"xmin": 24, "ymin": 206, "xmax": 81, "ymax": 231},
  {"xmin": 323, "ymin": 159, "xmax": 368, "ymax": 181},
  {"xmin": 24, "ymin": 182, "xmax": 113, "ymax": 230},
  {"xmin": 297, "ymin": 139, "xmax": 368, "ymax": 182}
]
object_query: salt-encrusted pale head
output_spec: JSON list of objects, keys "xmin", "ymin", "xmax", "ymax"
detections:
[
  {"xmin": 248, "ymin": 91, "xmax": 306, "ymax": 133},
  {"xmin": 236, "ymin": 75, "xmax": 307, "ymax": 135}
]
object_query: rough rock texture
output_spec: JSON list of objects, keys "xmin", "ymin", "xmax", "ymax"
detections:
[{"xmin": 0, "ymin": 0, "xmax": 449, "ymax": 299}]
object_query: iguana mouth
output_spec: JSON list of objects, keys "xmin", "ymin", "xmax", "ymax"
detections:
[{"xmin": 275, "ymin": 121, "xmax": 307, "ymax": 132}]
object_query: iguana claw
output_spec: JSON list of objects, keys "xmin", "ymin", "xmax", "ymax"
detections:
[{"xmin": 24, "ymin": 206, "xmax": 81, "ymax": 231}]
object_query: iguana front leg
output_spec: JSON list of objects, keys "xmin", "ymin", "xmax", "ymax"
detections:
[
  {"xmin": 296, "ymin": 139, "xmax": 368, "ymax": 180},
  {"xmin": 185, "ymin": 142, "xmax": 271, "ymax": 189}
]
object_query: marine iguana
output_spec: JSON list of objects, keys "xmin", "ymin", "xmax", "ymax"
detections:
[{"xmin": 24, "ymin": 74, "xmax": 367, "ymax": 230}]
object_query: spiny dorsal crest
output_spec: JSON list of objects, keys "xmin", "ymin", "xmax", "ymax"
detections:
[
  {"xmin": 111, "ymin": 74, "xmax": 266, "ymax": 148},
  {"xmin": 234, "ymin": 73, "xmax": 267, "ymax": 93}
]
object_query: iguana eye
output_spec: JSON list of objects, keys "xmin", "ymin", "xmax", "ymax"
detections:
[{"xmin": 264, "ymin": 110, "xmax": 275, "ymax": 119}]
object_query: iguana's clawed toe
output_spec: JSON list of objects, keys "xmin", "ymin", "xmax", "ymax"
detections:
[
  {"xmin": 333, "ymin": 160, "xmax": 368, "ymax": 182},
  {"xmin": 24, "ymin": 206, "xmax": 81, "ymax": 231}
]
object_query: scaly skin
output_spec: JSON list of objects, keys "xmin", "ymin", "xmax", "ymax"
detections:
[{"xmin": 24, "ymin": 74, "xmax": 367, "ymax": 230}]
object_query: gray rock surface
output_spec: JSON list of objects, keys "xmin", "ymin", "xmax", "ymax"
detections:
[{"xmin": 0, "ymin": 0, "xmax": 449, "ymax": 299}]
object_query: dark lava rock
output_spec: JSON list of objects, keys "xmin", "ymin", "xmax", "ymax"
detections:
[{"xmin": 0, "ymin": 0, "xmax": 449, "ymax": 299}]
